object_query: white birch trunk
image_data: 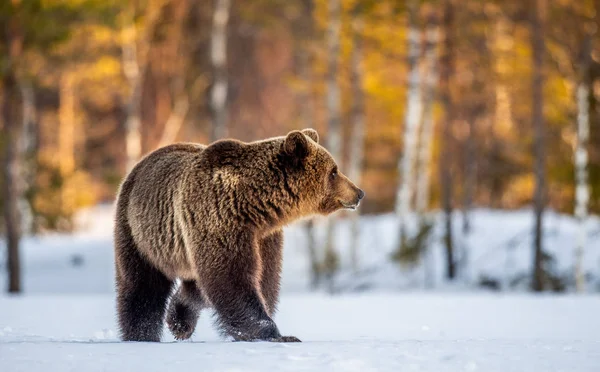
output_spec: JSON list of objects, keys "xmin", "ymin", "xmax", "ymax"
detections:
[
  {"xmin": 121, "ymin": 4, "xmax": 163, "ymax": 171},
  {"xmin": 574, "ymin": 79, "xmax": 590, "ymax": 293},
  {"xmin": 158, "ymin": 95, "xmax": 189, "ymax": 147},
  {"xmin": 323, "ymin": 0, "xmax": 342, "ymax": 291},
  {"xmin": 347, "ymin": 12, "xmax": 365, "ymax": 274},
  {"xmin": 298, "ymin": 0, "xmax": 320, "ymax": 288},
  {"xmin": 395, "ymin": 3, "xmax": 422, "ymax": 250},
  {"xmin": 18, "ymin": 81, "xmax": 36, "ymax": 234},
  {"xmin": 416, "ymin": 12, "xmax": 439, "ymax": 288},
  {"xmin": 415, "ymin": 18, "xmax": 439, "ymax": 215},
  {"xmin": 122, "ymin": 19, "xmax": 143, "ymax": 172},
  {"xmin": 121, "ymin": 16, "xmax": 144, "ymax": 172},
  {"xmin": 210, "ymin": 0, "xmax": 231, "ymax": 142}
]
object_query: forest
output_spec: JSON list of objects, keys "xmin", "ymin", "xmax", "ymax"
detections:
[{"xmin": 1, "ymin": 0, "xmax": 600, "ymax": 294}]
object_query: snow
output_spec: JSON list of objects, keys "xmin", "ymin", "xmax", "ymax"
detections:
[
  {"xmin": 1, "ymin": 294, "xmax": 600, "ymax": 371},
  {"xmin": 1, "ymin": 205, "xmax": 600, "ymax": 371}
]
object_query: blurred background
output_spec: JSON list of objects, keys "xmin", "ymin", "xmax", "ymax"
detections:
[{"xmin": 1, "ymin": 0, "xmax": 599, "ymax": 296}]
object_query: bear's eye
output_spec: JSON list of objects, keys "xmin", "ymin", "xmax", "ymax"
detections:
[{"xmin": 330, "ymin": 168, "xmax": 338, "ymax": 181}]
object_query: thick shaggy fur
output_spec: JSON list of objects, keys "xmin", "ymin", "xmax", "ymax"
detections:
[{"xmin": 114, "ymin": 129, "xmax": 364, "ymax": 342}]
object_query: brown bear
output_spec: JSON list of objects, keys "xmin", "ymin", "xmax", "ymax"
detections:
[{"xmin": 113, "ymin": 128, "xmax": 364, "ymax": 342}]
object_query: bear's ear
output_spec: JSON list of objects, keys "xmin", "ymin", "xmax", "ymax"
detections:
[
  {"xmin": 283, "ymin": 130, "xmax": 311, "ymax": 162},
  {"xmin": 302, "ymin": 128, "xmax": 319, "ymax": 143}
]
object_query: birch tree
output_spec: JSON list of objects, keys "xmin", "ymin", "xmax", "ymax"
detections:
[
  {"xmin": 122, "ymin": 14, "xmax": 143, "ymax": 172},
  {"xmin": 121, "ymin": 3, "xmax": 163, "ymax": 172},
  {"xmin": 531, "ymin": 0, "xmax": 547, "ymax": 292},
  {"xmin": 395, "ymin": 1, "xmax": 422, "ymax": 254},
  {"xmin": 415, "ymin": 7, "xmax": 439, "ymax": 288},
  {"xmin": 19, "ymin": 80, "xmax": 36, "ymax": 234},
  {"xmin": 323, "ymin": 0, "xmax": 342, "ymax": 291},
  {"xmin": 210, "ymin": 0, "xmax": 231, "ymax": 142},
  {"xmin": 462, "ymin": 123, "xmax": 476, "ymax": 236},
  {"xmin": 574, "ymin": 33, "xmax": 593, "ymax": 293},
  {"xmin": 158, "ymin": 76, "xmax": 190, "ymax": 148},
  {"xmin": 415, "ymin": 12, "xmax": 439, "ymax": 216},
  {"xmin": 296, "ymin": 0, "xmax": 321, "ymax": 288},
  {"xmin": 347, "ymin": 4, "xmax": 366, "ymax": 273}
]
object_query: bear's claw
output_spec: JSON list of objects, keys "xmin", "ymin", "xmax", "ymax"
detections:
[
  {"xmin": 167, "ymin": 318, "xmax": 195, "ymax": 340},
  {"xmin": 269, "ymin": 335, "xmax": 301, "ymax": 343},
  {"xmin": 166, "ymin": 303, "xmax": 198, "ymax": 341}
]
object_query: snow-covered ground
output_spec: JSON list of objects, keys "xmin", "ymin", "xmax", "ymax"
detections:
[
  {"xmin": 1, "ymin": 205, "xmax": 600, "ymax": 371},
  {"xmin": 2, "ymin": 294, "xmax": 600, "ymax": 371}
]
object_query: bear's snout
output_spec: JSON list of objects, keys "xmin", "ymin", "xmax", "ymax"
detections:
[
  {"xmin": 337, "ymin": 174, "xmax": 364, "ymax": 211},
  {"xmin": 346, "ymin": 188, "xmax": 365, "ymax": 210},
  {"xmin": 358, "ymin": 189, "xmax": 365, "ymax": 201}
]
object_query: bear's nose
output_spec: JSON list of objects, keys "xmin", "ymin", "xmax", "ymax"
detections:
[{"xmin": 357, "ymin": 189, "xmax": 365, "ymax": 201}]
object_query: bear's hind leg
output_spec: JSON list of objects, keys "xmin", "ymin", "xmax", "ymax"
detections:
[
  {"xmin": 166, "ymin": 280, "xmax": 206, "ymax": 340},
  {"xmin": 115, "ymin": 228, "xmax": 173, "ymax": 342}
]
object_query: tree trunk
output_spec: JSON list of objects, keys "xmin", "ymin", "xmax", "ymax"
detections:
[
  {"xmin": 323, "ymin": 0, "xmax": 342, "ymax": 292},
  {"xmin": 158, "ymin": 94, "xmax": 189, "ymax": 147},
  {"xmin": 440, "ymin": 0, "xmax": 456, "ymax": 280},
  {"xmin": 122, "ymin": 16, "xmax": 143, "ymax": 172},
  {"xmin": 348, "ymin": 6, "xmax": 365, "ymax": 273},
  {"xmin": 415, "ymin": 10, "xmax": 439, "ymax": 216},
  {"xmin": 210, "ymin": 0, "xmax": 231, "ymax": 142},
  {"xmin": 574, "ymin": 35, "xmax": 593, "ymax": 293},
  {"xmin": 297, "ymin": 0, "xmax": 320, "ymax": 288},
  {"xmin": 462, "ymin": 120, "xmax": 475, "ymax": 234},
  {"xmin": 395, "ymin": 1, "xmax": 422, "ymax": 254},
  {"xmin": 531, "ymin": 0, "xmax": 547, "ymax": 292},
  {"xmin": 3, "ymin": 72, "xmax": 23, "ymax": 294},
  {"xmin": 18, "ymin": 80, "xmax": 37, "ymax": 234},
  {"xmin": 3, "ymin": 3, "xmax": 24, "ymax": 293},
  {"xmin": 121, "ymin": 3, "xmax": 165, "ymax": 171},
  {"xmin": 416, "ymin": 8, "xmax": 440, "ymax": 288}
]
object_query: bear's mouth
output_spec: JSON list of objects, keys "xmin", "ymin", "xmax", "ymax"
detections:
[{"xmin": 341, "ymin": 201, "xmax": 359, "ymax": 210}]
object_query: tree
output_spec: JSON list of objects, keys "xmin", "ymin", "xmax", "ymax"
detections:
[
  {"xmin": 2, "ymin": 1, "xmax": 24, "ymax": 293},
  {"xmin": 531, "ymin": 0, "xmax": 547, "ymax": 292},
  {"xmin": 395, "ymin": 0, "xmax": 422, "ymax": 257},
  {"xmin": 347, "ymin": 2, "xmax": 366, "ymax": 273},
  {"xmin": 295, "ymin": 0, "xmax": 321, "ymax": 288},
  {"xmin": 210, "ymin": 0, "xmax": 231, "ymax": 142},
  {"xmin": 574, "ymin": 29, "xmax": 594, "ymax": 292},
  {"xmin": 121, "ymin": 2, "xmax": 164, "ymax": 171},
  {"xmin": 415, "ymin": 7, "xmax": 439, "ymax": 217},
  {"xmin": 1, "ymin": 0, "xmax": 116, "ymax": 291},
  {"xmin": 440, "ymin": 0, "xmax": 456, "ymax": 280},
  {"xmin": 322, "ymin": 0, "xmax": 342, "ymax": 291},
  {"xmin": 415, "ymin": 5, "xmax": 440, "ymax": 288}
]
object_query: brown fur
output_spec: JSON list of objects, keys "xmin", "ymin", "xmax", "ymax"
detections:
[{"xmin": 113, "ymin": 129, "xmax": 364, "ymax": 342}]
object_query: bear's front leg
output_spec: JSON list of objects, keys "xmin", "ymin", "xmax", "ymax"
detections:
[{"xmin": 198, "ymin": 230, "xmax": 300, "ymax": 342}]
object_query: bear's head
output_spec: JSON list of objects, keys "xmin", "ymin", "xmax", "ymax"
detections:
[{"xmin": 281, "ymin": 128, "xmax": 365, "ymax": 216}]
